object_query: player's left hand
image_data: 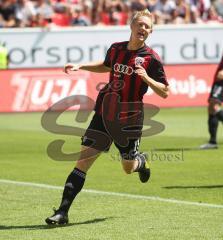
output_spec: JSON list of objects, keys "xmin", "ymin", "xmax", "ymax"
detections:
[{"xmin": 135, "ymin": 65, "xmax": 148, "ymax": 81}]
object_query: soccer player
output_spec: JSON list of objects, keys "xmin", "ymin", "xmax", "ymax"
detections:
[
  {"xmin": 200, "ymin": 54, "xmax": 223, "ymax": 149},
  {"xmin": 45, "ymin": 9, "xmax": 169, "ymax": 225}
]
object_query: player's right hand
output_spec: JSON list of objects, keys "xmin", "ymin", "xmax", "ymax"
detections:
[{"xmin": 64, "ymin": 63, "xmax": 80, "ymax": 74}]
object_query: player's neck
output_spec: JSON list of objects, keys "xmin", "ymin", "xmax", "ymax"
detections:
[{"xmin": 127, "ymin": 40, "xmax": 145, "ymax": 51}]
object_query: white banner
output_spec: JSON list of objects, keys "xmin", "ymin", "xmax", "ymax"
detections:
[{"xmin": 0, "ymin": 24, "xmax": 223, "ymax": 68}]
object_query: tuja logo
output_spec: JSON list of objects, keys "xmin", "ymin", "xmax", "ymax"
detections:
[{"xmin": 114, "ymin": 63, "xmax": 134, "ymax": 75}]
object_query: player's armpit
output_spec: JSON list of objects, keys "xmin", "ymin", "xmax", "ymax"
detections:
[{"xmin": 102, "ymin": 64, "xmax": 112, "ymax": 72}]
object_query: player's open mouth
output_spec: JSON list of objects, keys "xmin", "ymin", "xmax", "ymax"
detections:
[{"xmin": 137, "ymin": 32, "xmax": 145, "ymax": 38}]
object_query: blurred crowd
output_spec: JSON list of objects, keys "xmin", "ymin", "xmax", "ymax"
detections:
[{"xmin": 0, "ymin": 0, "xmax": 223, "ymax": 28}]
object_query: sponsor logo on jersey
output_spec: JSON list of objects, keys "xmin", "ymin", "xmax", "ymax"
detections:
[
  {"xmin": 114, "ymin": 63, "xmax": 134, "ymax": 75},
  {"xmin": 135, "ymin": 57, "xmax": 145, "ymax": 67}
]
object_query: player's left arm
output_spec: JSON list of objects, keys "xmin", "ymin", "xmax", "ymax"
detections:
[
  {"xmin": 216, "ymin": 70, "xmax": 223, "ymax": 81},
  {"xmin": 135, "ymin": 64, "xmax": 169, "ymax": 99}
]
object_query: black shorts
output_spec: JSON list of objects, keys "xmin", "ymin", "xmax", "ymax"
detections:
[
  {"xmin": 209, "ymin": 82, "xmax": 223, "ymax": 102},
  {"xmin": 81, "ymin": 113, "xmax": 143, "ymax": 160}
]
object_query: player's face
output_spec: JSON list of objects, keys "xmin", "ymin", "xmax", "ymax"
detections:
[{"xmin": 130, "ymin": 16, "xmax": 152, "ymax": 43}]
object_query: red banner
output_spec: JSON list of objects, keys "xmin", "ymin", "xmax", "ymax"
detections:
[{"xmin": 0, "ymin": 65, "xmax": 217, "ymax": 112}]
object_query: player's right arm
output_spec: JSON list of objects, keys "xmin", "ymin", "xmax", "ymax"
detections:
[{"xmin": 64, "ymin": 61, "xmax": 111, "ymax": 74}]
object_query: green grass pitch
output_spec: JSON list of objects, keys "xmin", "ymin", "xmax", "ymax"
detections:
[{"xmin": 0, "ymin": 107, "xmax": 223, "ymax": 240}]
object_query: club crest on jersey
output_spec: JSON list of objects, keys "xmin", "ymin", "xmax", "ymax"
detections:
[{"xmin": 135, "ymin": 57, "xmax": 144, "ymax": 67}]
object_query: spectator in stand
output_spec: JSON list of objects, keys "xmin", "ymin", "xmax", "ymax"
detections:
[
  {"xmin": 90, "ymin": 0, "xmax": 101, "ymax": 25},
  {"xmin": 214, "ymin": 0, "xmax": 223, "ymax": 18},
  {"xmin": 189, "ymin": 0, "xmax": 202, "ymax": 23},
  {"xmin": 99, "ymin": 0, "xmax": 129, "ymax": 25},
  {"xmin": 82, "ymin": 0, "xmax": 93, "ymax": 24},
  {"xmin": 0, "ymin": 0, "xmax": 17, "ymax": 27},
  {"xmin": 71, "ymin": 4, "xmax": 91, "ymax": 26},
  {"xmin": 173, "ymin": 0, "xmax": 190, "ymax": 23},
  {"xmin": 131, "ymin": 0, "xmax": 148, "ymax": 11},
  {"xmin": 51, "ymin": 4, "xmax": 71, "ymax": 26},
  {"xmin": 147, "ymin": 0, "xmax": 158, "ymax": 12},
  {"xmin": 0, "ymin": 14, "xmax": 4, "ymax": 27},
  {"xmin": 35, "ymin": 0, "xmax": 53, "ymax": 25},
  {"xmin": 15, "ymin": 0, "xmax": 37, "ymax": 27},
  {"xmin": 198, "ymin": 0, "xmax": 211, "ymax": 21},
  {"xmin": 152, "ymin": 0, "xmax": 176, "ymax": 24},
  {"xmin": 206, "ymin": 4, "xmax": 223, "ymax": 22}
]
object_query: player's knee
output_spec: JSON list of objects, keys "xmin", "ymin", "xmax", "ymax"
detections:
[{"xmin": 208, "ymin": 100, "xmax": 221, "ymax": 114}]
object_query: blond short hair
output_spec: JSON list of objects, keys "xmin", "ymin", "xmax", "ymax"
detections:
[{"xmin": 131, "ymin": 9, "xmax": 153, "ymax": 29}]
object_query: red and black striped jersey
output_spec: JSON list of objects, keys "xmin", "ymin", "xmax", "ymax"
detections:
[
  {"xmin": 213, "ymin": 55, "xmax": 223, "ymax": 83},
  {"xmin": 94, "ymin": 41, "xmax": 168, "ymax": 119}
]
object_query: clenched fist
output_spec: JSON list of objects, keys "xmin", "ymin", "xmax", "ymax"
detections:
[{"xmin": 64, "ymin": 63, "xmax": 80, "ymax": 74}]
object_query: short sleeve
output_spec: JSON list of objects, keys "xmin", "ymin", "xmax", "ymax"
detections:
[
  {"xmin": 103, "ymin": 46, "xmax": 112, "ymax": 68},
  {"xmin": 148, "ymin": 58, "xmax": 168, "ymax": 86},
  {"xmin": 219, "ymin": 55, "xmax": 223, "ymax": 70}
]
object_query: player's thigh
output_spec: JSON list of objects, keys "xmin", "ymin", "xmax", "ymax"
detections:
[
  {"xmin": 76, "ymin": 146, "xmax": 101, "ymax": 172},
  {"xmin": 81, "ymin": 113, "xmax": 112, "ymax": 152}
]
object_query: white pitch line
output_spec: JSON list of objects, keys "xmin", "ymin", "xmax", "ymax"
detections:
[{"xmin": 0, "ymin": 179, "xmax": 223, "ymax": 209}]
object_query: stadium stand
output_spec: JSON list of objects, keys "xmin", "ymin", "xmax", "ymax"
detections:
[{"xmin": 0, "ymin": 0, "xmax": 222, "ymax": 28}]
